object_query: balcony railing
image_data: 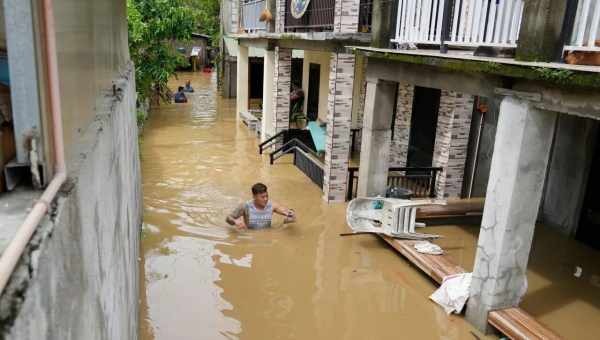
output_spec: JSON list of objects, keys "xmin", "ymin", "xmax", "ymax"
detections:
[
  {"xmin": 284, "ymin": 0, "xmax": 335, "ymax": 32},
  {"xmin": 393, "ymin": 0, "xmax": 524, "ymax": 48},
  {"xmin": 565, "ymin": 0, "xmax": 600, "ymax": 51},
  {"xmin": 241, "ymin": 0, "xmax": 268, "ymax": 33},
  {"xmin": 346, "ymin": 166, "xmax": 443, "ymax": 201}
]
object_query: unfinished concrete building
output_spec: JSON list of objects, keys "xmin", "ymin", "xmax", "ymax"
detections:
[
  {"xmin": 352, "ymin": 0, "xmax": 600, "ymax": 338},
  {"xmin": 0, "ymin": 0, "xmax": 141, "ymax": 338}
]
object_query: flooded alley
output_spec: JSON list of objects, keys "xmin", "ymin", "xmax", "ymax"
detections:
[{"xmin": 138, "ymin": 73, "xmax": 492, "ymax": 339}]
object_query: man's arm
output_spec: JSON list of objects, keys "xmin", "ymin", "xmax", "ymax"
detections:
[
  {"xmin": 272, "ymin": 202, "xmax": 296, "ymax": 223},
  {"xmin": 226, "ymin": 204, "xmax": 247, "ymax": 229}
]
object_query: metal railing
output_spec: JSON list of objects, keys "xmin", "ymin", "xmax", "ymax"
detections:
[
  {"xmin": 293, "ymin": 148, "xmax": 324, "ymax": 188},
  {"xmin": 241, "ymin": 0, "xmax": 268, "ymax": 33},
  {"xmin": 269, "ymin": 138, "xmax": 325, "ymax": 188},
  {"xmin": 346, "ymin": 166, "xmax": 443, "ymax": 201},
  {"xmin": 284, "ymin": 0, "xmax": 335, "ymax": 32},
  {"xmin": 393, "ymin": 0, "xmax": 524, "ymax": 48},
  {"xmin": 565, "ymin": 0, "xmax": 600, "ymax": 51}
]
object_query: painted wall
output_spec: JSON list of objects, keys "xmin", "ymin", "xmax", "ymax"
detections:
[
  {"xmin": 301, "ymin": 50, "xmax": 331, "ymax": 123},
  {"xmin": 0, "ymin": 64, "xmax": 141, "ymax": 339}
]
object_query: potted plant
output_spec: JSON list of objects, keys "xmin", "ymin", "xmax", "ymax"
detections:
[{"xmin": 291, "ymin": 112, "xmax": 308, "ymax": 129}]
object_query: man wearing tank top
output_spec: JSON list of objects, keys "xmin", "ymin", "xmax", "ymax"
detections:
[{"xmin": 226, "ymin": 183, "xmax": 296, "ymax": 230}]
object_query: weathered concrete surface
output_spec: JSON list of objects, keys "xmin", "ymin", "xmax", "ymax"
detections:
[
  {"xmin": 516, "ymin": 0, "xmax": 567, "ymax": 62},
  {"xmin": 466, "ymin": 97, "xmax": 557, "ymax": 332},
  {"xmin": 0, "ymin": 64, "xmax": 141, "ymax": 340},
  {"xmin": 357, "ymin": 80, "xmax": 396, "ymax": 197},
  {"xmin": 541, "ymin": 115, "xmax": 599, "ymax": 236}
]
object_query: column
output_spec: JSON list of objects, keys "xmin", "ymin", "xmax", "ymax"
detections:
[
  {"xmin": 465, "ymin": 97, "xmax": 557, "ymax": 331},
  {"xmin": 323, "ymin": 52, "xmax": 355, "ymax": 202},
  {"xmin": 389, "ymin": 84, "xmax": 414, "ymax": 167},
  {"xmin": 433, "ymin": 90, "xmax": 475, "ymax": 198},
  {"xmin": 236, "ymin": 44, "xmax": 249, "ymax": 119},
  {"xmin": 356, "ymin": 80, "xmax": 397, "ymax": 197},
  {"xmin": 272, "ymin": 47, "xmax": 291, "ymax": 135},
  {"xmin": 333, "ymin": 0, "xmax": 359, "ymax": 33},
  {"xmin": 276, "ymin": 0, "xmax": 286, "ymax": 32},
  {"xmin": 261, "ymin": 49, "xmax": 275, "ymax": 142}
]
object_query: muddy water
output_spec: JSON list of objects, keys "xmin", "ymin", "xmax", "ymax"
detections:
[{"xmin": 139, "ymin": 73, "xmax": 493, "ymax": 339}]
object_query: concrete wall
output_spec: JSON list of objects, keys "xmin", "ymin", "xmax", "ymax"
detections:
[
  {"xmin": 0, "ymin": 63, "xmax": 141, "ymax": 339},
  {"xmin": 470, "ymin": 98, "xmax": 500, "ymax": 197},
  {"xmin": 540, "ymin": 115, "xmax": 598, "ymax": 236},
  {"xmin": 53, "ymin": 0, "xmax": 130, "ymax": 164},
  {"xmin": 301, "ymin": 50, "xmax": 331, "ymax": 122}
]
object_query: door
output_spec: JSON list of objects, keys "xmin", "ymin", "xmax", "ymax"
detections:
[
  {"xmin": 577, "ymin": 132, "xmax": 600, "ymax": 250},
  {"xmin": 306, "ymin": 63, "xmax": 320, "ymax": 121},
  {"xmin": 406, "ymin": 86, "xmax": 441, "ymax": 167}
]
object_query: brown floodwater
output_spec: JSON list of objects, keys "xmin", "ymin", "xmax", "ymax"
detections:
[{"xmin": 134, "ymin": 72, "xmax": 600, "ymax": 339}]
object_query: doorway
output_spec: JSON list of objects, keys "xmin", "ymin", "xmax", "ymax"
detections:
[
  {"xmin": 577, "ymin": 132, "xmax": 600, "ymax": 250},
  {"xmin": 406, "ymin": 86, "xmax": 441, "ymax": 167},
  {"xmin": 306, "ymin": 63, "xmax": 320, "ymax": 121},
  {"xmin": 248, "ymin": 57, "xmax": 263, "ymax": 100}
]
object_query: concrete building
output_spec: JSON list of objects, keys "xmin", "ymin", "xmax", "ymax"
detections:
[
  {"xmin": 0, "ymin": 0, "xmax": 140, "ymax": 338},
  {"xmin": 224, "ymin": 0, "xmax": 377, "ymax": 203},
  {"xmin": 351, "ymin": 0, "xmax": 600, "ymax": 336}
]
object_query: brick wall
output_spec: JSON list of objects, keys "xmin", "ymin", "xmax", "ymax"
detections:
[
  {"xmin": 334, "ymin": 0, "xmax": 359, "ymax": 33},
  {"xmin": 272, "ymin": 47, "xmax": 291, "ymax": 134},
  {"xmin": 433, "ymin": 90, "xmax": 474, "ymax": 198},
  {"xmin": 389, "ymin": 84, "xmax": 414, "ymax": 167},
  {"xmin": 323, "ymin": 52, "xmax": 355, "ymax": 202}
]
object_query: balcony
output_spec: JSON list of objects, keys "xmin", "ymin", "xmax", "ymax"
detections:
[
  {"xmin": 241, "ymin": 0, "xmax": 268, "ymax": 33},
  {"xmin": 565, "ymin": 0, "xmax": 600, "ymax": 52},
  {"xmin": 284, "ymin": 0, "xmax": 335, "ymax": 32},
  {"xmin": 392, "ymin": 0, "xmax": 525, "ymax": 48}
]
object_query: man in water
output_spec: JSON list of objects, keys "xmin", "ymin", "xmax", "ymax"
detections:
[
  {"xmin": 174, "ymin": 86, "xmax": 188, "ymax": 103},
  {"xmin": 183, "ymin": 80, "xmax": 194, "ymax": 93},
  {"xmin": 226, "ymin": 183, "xmax": 296, "ymax": 230}
]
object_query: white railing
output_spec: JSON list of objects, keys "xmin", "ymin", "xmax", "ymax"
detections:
[
  {"xmin": 241, "ymin": 0, "xmax": 268, "ymax": 33},
  {"xmin": 565, "ymin": 0, "xmax": 600, "ymax": 51},
  {"xmin": 392, "ymin": 0, "xmax": 524, "ymax": 48}
]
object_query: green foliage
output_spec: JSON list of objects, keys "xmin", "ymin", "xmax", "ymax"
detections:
[
  {"xmin": 183, "ymin": 0, "xmax": 220, "ymax": 45},
  {"xmin": 127, "ymin": 0, "xmax": 219, "ymax": 103}
]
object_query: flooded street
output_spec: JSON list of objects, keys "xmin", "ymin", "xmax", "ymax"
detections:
[{"xmin": 138, "ymin": 72, "xmax": 493, "ymax": 339}]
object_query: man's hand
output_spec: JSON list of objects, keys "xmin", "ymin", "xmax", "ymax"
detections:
[
  {"xmin": 283, "ymin": 209, "xmax": 296, "ymax": 224},
  {"xmin": 235, "ymin": 219, "xmax": 248, "ymax": 230}
]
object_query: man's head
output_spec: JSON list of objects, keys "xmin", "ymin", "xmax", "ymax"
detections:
[
  {"xmin": 251, "ymin": 183, "xmax": 268, "ymax": 208},
  {"xmin": 178, "ymin": 86, "xmax": 184, "ymax": 92},
  {"xmin": 186, "ymin": 80, "xmax": 191, "ymax": 86}
]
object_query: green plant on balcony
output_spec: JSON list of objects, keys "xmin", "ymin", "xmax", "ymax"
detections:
[{"xmin": 291, "ymin": 111, "xmax": 307, "ymax": 129}]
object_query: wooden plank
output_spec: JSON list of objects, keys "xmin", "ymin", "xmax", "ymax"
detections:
[
  {"xmin": 378, "ymin": 235, "xmax": 563, "ymax": 340},
  {"xmin": 489, "ymin": 308, "xmax": 563, "ymax": 340},
  {"xmin": 380, "ymin": 236, "xmax": 465, "ymax": 284}
]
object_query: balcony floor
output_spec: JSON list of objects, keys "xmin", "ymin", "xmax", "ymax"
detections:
[{"xmin": 349, "ymin": 46, "xmax": 600, "ymax": 74}]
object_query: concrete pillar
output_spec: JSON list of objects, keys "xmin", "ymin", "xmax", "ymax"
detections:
[
  {"xmin": 357, "ymin": 80, "xmax": 397, "ymax": 197},
  {"xmin": 333, "ymin": 0, "xmax": 359, "ymax": 33},
  {"xmin": 236, "ymin": 44, "xmax": 249, "ymax": 119},
  {"xmin": 323, "ymin": 52, "xmax": 355, "ymax": 202},
  {"xmin": 389, "ymin": 84, "xmax": 414, "ymax": 167},
  {"xmin": 433, "ymin": 90, "xmax": 475, "ymax": 198},
  {"xmin": 466, "ymin": 97, "xmax": 557, "ymax": 331},
  {"xmin": 515, "ymin": 0, "xmax": 569, "ymax": 62},
  {"xmin": 371, "ymin": 0, "xmax": 394, "ymax": 47},
  {"xmin": 261, "ymin": 49, "xmax": 275, "ymax": 142},
  {"xmin": 272, "ymin": 47, "xmax": 291, "ymax": 134},
  {"xmin": 276, "ymin": 0, "xmax": 286, "ymax": 32}
]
